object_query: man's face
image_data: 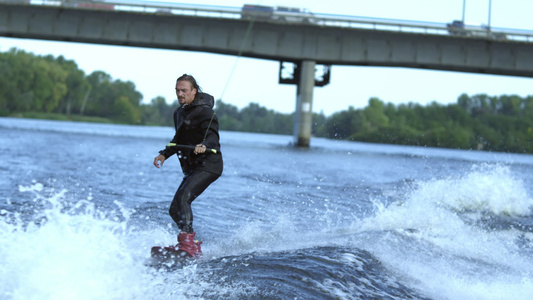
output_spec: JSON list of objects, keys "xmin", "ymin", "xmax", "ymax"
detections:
[{"xmin": 176, "ymin": 80, "xmax": 197, "ymax": 105}]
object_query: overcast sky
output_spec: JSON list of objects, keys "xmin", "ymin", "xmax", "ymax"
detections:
[{"xmin": 1, "ymin": 0, "xmax": 533, "ymax": 115}]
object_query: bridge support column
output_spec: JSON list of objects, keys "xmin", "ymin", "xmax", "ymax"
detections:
[{"xmin": 293, "ymin": 60, "xmax": 315, "ymax": 147}]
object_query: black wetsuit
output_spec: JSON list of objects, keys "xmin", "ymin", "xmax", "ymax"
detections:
[{"xmin": 159, "ymin": 92, "xmax": 223, "ymax": 234}]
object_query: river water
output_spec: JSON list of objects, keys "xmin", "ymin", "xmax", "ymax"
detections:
[{"xmin": 1, "ymin": 117, "xmax": 532, "ymax": 300}]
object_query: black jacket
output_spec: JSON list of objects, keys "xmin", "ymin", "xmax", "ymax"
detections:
[{"xmin": 159, "ymin": 92, "xmax": 223, "ymax": 176}]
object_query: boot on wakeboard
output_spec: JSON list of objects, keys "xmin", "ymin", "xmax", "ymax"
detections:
[{"xmin": 151, "ymin": 232, "xmax": 202, "ymax": 264}]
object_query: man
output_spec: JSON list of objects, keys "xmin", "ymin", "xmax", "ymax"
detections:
[{"xmin": 153, "ymin": 74, "xmax": 223, "ymax": 259}]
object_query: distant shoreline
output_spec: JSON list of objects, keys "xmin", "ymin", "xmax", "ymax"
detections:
[{"xmin": 6, "ymin": 112, "xmax": 124, "ymax": 125}]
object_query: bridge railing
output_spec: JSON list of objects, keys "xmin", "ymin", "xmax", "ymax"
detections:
[{"xmin": 10, "ymin": 0, "xmax": 533, "ymax": 42}]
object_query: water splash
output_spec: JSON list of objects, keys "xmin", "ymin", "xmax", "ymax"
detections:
[
  {"xmin": 0, "ymin": 182, "xmax": 213, "ymax": 300},
  {"xmin": 353, "ymin": 164, "xmax": 533, "ymax": 300},
  {"xmin": 422, "ymin": 163, "xmax": 531, "ymax": 217}
]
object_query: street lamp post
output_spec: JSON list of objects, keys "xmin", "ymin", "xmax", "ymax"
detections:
[
  {"xmin": 462, "ymin": 0, "xmax": 466, "ymax": 22},
  {"xmin": 488, "ymin": 0, "xmax": 492, "ymax": 29},
  {"xmin": 462, "ymin": 0, "xmax": 493, "ymax": 29}
]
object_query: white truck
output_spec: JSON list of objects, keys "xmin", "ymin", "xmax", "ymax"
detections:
[
  {"xmin": 241, "ymin": 4, "xmax": 317, "ymax": 24},
  {"xmin": 447, "ymin": 20, "xmax": 506, "ymax": 40}
]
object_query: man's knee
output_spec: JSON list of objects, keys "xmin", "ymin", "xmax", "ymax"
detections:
[{"xmin": 169, "ymin": 202, "xmax": 179, "ymax": 219}]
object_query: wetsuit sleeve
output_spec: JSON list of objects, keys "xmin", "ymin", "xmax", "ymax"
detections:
[
  {"xmin": 158, "ymin": 108, "xmax": 180, "ymax": 158},
  {"xmin": 159, "ymin": 134, "xmax": 178, "ymax": 159},
  {"xmin": 199, "ymin": 108, "xmax": 220, "ymax": 150}
]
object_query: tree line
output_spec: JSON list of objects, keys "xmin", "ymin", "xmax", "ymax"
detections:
[
  {"xmin": 324, "ymin": 96, "xmax": 533, "ymax": 153},
  {"xmin": 0, "ymin": 48, "xmax": 143, "ymax": 123},
  {"xmin": 1, "ymin": 48, "xmax": 532, "ymax": 153}
]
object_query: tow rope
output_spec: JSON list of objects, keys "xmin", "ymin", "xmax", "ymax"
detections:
[{"xmin": 202, "ymin": 17, "xmax": 256, "ymax": 141}]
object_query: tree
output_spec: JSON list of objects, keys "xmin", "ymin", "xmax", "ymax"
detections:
[
  {"xmin": 54, "ymin": 56, "xmax": 88, "ymax": 116},
  {"xmin": 362, "ymin": 98, "xmax": 389, "ymax": 131},
  {"xmin": 84, "ymin": 71, "xmax": 114, "ymax": 116},
  {"xmin": 325, "ymin": 106, "xmax": 360, "ymax": 139},
  {"xmin": 84, "ymin": 71, "xmax": 143, "ymax": 122},
  {"xmin": 141, "ymin": 96, "xmax": 176, "ymax": 126},
  {"xmin": 30, "ymin": 58, "xmax": 68, "ymax": 112}
]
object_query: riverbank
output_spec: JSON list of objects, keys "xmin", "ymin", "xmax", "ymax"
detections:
[{"xmin": 6, "ymin": 111, "xmax": 118, "ymax": 124}]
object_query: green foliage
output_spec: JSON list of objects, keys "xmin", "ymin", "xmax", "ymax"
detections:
[
  {"xmin": 141, "ymin": 96, "xmax": 178, "ymax": 126},
  {"xmin": 2, "ymin": 48, "xmax": 532, "ymax": 153},
  {"xmin": 217, "ymin": 101, "xmax": 293, "ymax": 135},
  {"xmin": 0, "ymin": 49, "xmax": 143, "ymax": 124},
  {"xmin": 330, "ymin": 95, "xmax": 533, "ymax": 153}
]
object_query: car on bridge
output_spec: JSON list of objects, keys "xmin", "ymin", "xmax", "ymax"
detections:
[
  {"xmin": 447, "ymin": 20, "xmax": 506, "ymax": 40},
  {"xmin": 60, "ymin": 0, "xmax": 115, "ymax": 10},
  {"xmin": 447, "ymin": 20, "xmax": 467, "ymax": 36},
  {"xmin": 241, "ymin": 4, "xmax": 317, "ymax": 24}
]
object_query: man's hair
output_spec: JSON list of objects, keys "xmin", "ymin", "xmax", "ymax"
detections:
[{"xmin": 176, "ymin": 74, "xmax": 202, "ymax": 93}]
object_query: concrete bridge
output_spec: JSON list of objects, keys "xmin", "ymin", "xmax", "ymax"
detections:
[{"xmin": 2, "ymin": 1, "xmax": 533, "ymax": 146}]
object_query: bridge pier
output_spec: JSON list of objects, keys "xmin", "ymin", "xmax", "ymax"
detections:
[{"xmin": 293, "ymin": 60, "xmax": 315, "ymax": 147}]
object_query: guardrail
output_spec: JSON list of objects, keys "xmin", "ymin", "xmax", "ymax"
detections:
[{"xmin": 8, "ymin": 0, "xmax": 533, "ymax": 42}]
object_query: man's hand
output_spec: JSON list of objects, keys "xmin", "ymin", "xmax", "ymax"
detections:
[
  {"xmin": 153, "ymin": 154, "xmax": 166, "ymax": 168},
  {"xmin": 194, "ymin": 144, "xmax": 206, "ymax": 154}
]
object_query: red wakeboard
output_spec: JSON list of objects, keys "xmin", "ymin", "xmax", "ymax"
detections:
[{"xmin": 149, "ymin": 245, "xmax": 194, "ymax": 266}]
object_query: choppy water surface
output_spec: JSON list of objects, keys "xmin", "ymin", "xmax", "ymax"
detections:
[{"xmin": 1, "ymin": 117, "xmax": 532, "ymax": 300}]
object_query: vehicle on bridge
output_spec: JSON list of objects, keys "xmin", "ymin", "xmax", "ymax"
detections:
[
  {"xmin": 447, "ymin": 20, "xmax": 467, "ymax": 35},
  {"xmin": 241, "ymin": 4, "xmax": 317, "ymax": 24},
  {"xmin": 61, "ymin": 0, "xmax": 114, "ymax": 10},
  {"xmin": 2, "ymin": 0, "xmax": 30, "ymax": 3},
  {"xmin": 447, "ymin": 20, "xmax": 507, "ymax": 40}
]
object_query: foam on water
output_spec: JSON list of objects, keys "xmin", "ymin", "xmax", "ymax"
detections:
[
  {"xmin": 0, "ymin": 183, "xmax": 222, "ymax": 300},
  {"xmin": 0, "ymin": 183, "xmax": 380, "ymax": 299},
  {"xmin": 354, "ymin": 163, "xmax": 533, "ymax": 300},
  {"xmin": 422, "ymin": 163, "xmax": 531, "ymax": 216}
]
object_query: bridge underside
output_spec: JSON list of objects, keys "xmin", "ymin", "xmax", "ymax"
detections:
[{"xmin": 2, "ymin": 4, "xmax": 533, "ymax": 77}]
